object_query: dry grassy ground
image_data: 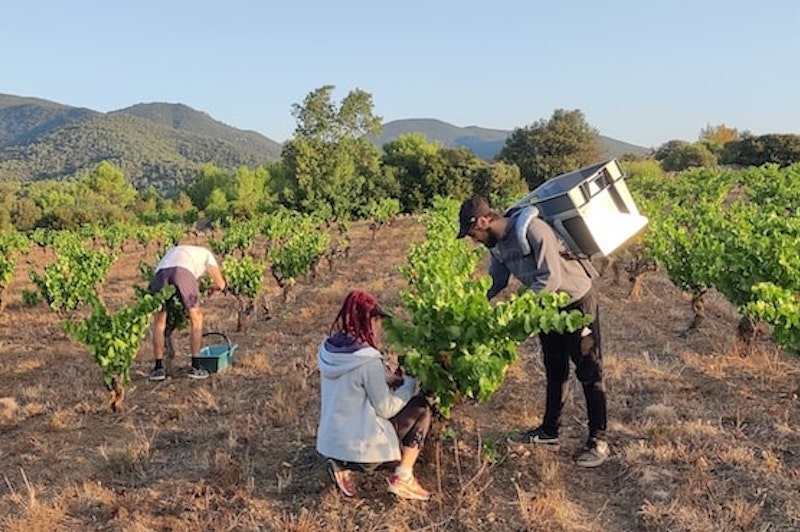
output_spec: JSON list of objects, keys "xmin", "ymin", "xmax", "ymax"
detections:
[{"xmin": 1, "ymin": 217, "xmax": 799, "ymax": 532}]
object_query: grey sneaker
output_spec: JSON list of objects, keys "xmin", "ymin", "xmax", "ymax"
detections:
[
  {"xmin": 187, "ymin": 366, "xmax": 210, "ymax": 380},
  {"xmin": 507, "ymin": 426, "xmax": 560, "ymax": 449},
  {"xmin": 149, "ymin": 366, "xmax": 167, "ymax": 381},
  {"xmin": 575, "ymin": 438, "xmax": 610, "ymax": 468}
]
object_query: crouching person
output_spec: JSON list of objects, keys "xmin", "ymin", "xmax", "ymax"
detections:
[{"xmin": 316, "ymin": 289, "xmax": 432, "ymax": 501}]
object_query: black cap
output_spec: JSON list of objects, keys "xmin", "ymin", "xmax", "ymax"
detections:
[
  {"xmin": 372, "ymin": 304, "xmax": 393, "ymax": 319},
  {"xmin": 456, "ymin": 196, "xmax": 493, "ymax": 239}
]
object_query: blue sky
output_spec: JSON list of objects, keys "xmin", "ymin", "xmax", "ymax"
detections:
[{"xmin": 2, "ymin": 1, "xmax": 798, "ymax": 148}]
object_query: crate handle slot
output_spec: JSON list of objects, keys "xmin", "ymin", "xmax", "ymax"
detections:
[{"xmin": 580, "ymin": 169, "xmax": 614, "ymax": 201}]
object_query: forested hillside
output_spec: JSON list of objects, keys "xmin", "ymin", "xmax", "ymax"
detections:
[
  {"xmin": 374, "ymin": 118, "xmax": 651, "ymax": 160},
  {"xmin": 0, "ymin": 94, "xmax": 650, "ymax": 195},
  {"xmin": 0, "ymin": 95, "xmax": 98, "ymax": 147},
  {"xmin": 113, "ymin": 102, "xmax": 283, "ymax": 158},
  {"xmin": 0, "ymin": 96, "xmax": 283, "ymax": 194},
  {"xmin": 0, "ymin": 112, "xmax": 276, "ymax": 193}
]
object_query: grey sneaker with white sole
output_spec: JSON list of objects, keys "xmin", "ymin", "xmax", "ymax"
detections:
[
  {"xmin": 507, "ymin": 426, "xmax": 560, "ymax": 449},
  {"xmin": 187, "ymin": 366, "xmax": 210, "ymax": 380},
  {"xmin": 574, "ymin": 438, "xmax": 610, "ymax": 468}
]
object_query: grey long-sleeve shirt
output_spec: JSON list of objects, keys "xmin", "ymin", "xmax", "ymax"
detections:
[{"xmin": 487, "ymin": 206, "xmax": 592, "ymax": 303}]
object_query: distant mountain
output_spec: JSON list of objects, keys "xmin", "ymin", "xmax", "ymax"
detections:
[
  {"xmin": 0, "ymin": 93, "xmax": 650, "ymax": 196},
  {"xmin": 0, "ymin": 94, "xmax": 99, "ymax": 148},
  {"xmin": 0, "ymin": 95, "xmax": 283, "ymax": 194},
  {"xmin": 113, "ymin": 102, "xmax": 282, "ymax": 158},
  {"xmin": 373, "ymin": 118, "xmax": 650, "ymax": 160}
]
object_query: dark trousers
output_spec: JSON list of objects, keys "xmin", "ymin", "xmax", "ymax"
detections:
[
  {"xmin": 390, "ymin": 394, "xmax": 432, "ymax": 449},
  {"xmin": 538, "ymin": 290, "xmax": 607, "ymax": 440}
]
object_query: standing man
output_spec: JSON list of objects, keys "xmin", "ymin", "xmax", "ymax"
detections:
[
  {"xmin": 149, "ymin": 245, "xmax": 226, "ymax": 381},
  {"xmin": 456, "ymin": 196, "xmax": 609, "ymax": 467}
]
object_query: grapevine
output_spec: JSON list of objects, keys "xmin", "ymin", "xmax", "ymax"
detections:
[
  {"xmin": 222, "ymin": 254, "xmax": 267, "ymax": 331},
  {"xmin": 631, "ymin": 163, "xmax": 800, "ymax": 352},
  {"xmin": 385, "ymin": 197, "xmax": 592, "ymax": 418},
  {"xmin": 64, "ymin": 287, "xmax": 174, "ymax": 412}
]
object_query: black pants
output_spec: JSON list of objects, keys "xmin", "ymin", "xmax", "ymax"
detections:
[
  {"xmin": 538, "ymin": 289, "xmax": 607, "ymax": 440},
  {"xmin": 390, "ymin": 394, "xmax": 432, "ymax": 449}
]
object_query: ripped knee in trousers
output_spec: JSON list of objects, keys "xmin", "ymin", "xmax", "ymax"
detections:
[{"xmin": 580, "ymin": 327, "xmax": 595, "ymax": 356}]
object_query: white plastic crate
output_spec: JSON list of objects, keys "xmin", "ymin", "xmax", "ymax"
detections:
[{"xmin": 512, "ymin": 159, "xmax": 648, "ymax": 256}]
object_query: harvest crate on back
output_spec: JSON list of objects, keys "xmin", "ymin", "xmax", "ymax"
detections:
[{"xmin": 512, "ymin": 158, "xmax": 648, "ymax": 257}]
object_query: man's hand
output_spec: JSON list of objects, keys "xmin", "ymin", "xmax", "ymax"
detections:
[
  {"xmin": 207, "ymin": 264, "xmax": 227, "ymax": 297},
  {"xmin": 206, "ymin": 283, "xmax": 227, "ymax": 297}
]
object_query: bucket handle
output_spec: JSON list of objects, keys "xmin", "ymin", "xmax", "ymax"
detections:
[{"xmin": 202, "ymin": 331, "xmax": 231, "ymax": 349}]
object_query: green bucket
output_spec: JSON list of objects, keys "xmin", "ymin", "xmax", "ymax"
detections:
[{"xmin": 197, "ymin": 332, "xmax": 238, "ymax": 373}]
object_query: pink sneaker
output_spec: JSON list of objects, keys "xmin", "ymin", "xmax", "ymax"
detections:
[
  {"xmin": 327, "ymin": 460, "xmax": 359, "ymax": 497},
  {"xmin": 387, "ymin": 474, "xmax": 431, "ymax": 501}
]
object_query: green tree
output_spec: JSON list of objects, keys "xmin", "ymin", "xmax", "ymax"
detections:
[
  {"xmin": 205, "ymin": 188, "xmax": 229, "ymax": 221},
  {"xmin": 720, "ymin": 134, "xmax": 800, "ymax": 167},
  {"xmin": 25, "ymin": 180, "xmax": 78, "ymax": 228},
  {"xmin": 0, "ymin": 183, "xmax": 18, "ymax": 233},
  {"xmin": 382, "ymin": 133, "xmax": 445, "ymax": 212},
  {"xmin": 292, "ymin": 85, "xmax": 382, "ymax": 140},
  {"xmin": 471, "ymin": 161, "xmax": 528, "ymax": 207},
  {"xmin": 266, "ymin": 160, "xmax": 296, "ymax": 207},
  {"xmin": 230, "ymin": 166, "xmax": 270, "ymax": 218},
  {"xmin": 383, "ymin": 134, "xmax": 527, "ymax": 212},
  {"xmin": 186, "ymin": 164, "xmax": 231, "ymax": 211},
  {"xmin": 0, "ymin": 207, "xmax": 10, "ymax": 234},
  {"xmin": 81, "ymin": 161, "xmax": 137, "ymax": 207},
  {"xmin": 173, "ymin": 192, "xmax": 198, "ymax": 224},
  {"xmin": 438, "ymin": 147, "xmax": 485, "ymax": 200},
  {"xmin": 11, "ymin": 197, "xmax": 42, "ymax": 232},
  {"xmin": 53, "ymin": 162, "xmax": 139, "ymax": 226},
  {"xmin": 281, "ymin": 85, "xmax": 386, "ymax": 218},
  {"xmin": 497, "ymin": 109, "xmax": 602, "ymax": 189},
  {"xmin": 655, "ymin": 140, "xmax": 717, "ymax": 171},
  {"xmin": 132, "ymin": 186, "xmax": 160, "ymax": 222}
]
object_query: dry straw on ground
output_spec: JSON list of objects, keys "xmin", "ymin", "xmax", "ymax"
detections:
[{"xmin": 1, "ymin": 217, "xmax": 799, "ymax": 531}]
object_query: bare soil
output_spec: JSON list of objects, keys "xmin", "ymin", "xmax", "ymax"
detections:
[{"xmin": 1, "ymin": 217, "xmax": 799, "ymax": 531}]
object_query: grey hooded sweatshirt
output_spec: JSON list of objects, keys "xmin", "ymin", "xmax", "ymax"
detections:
[
  {"xmin": 316, "ymin": 332, "xmax": 417, "ymax": 463},
  {"xmin": 487, "ymin": 206, "xmax": 592, "ymax": 303}
]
